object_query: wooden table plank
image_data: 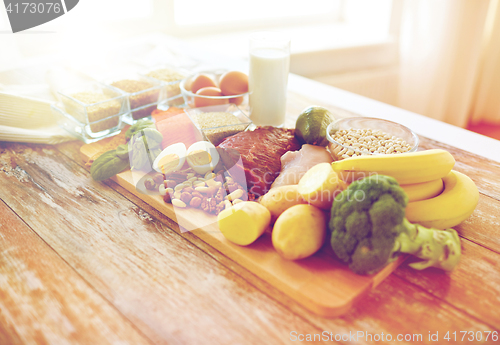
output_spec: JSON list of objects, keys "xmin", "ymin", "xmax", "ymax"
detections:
[
  {"xmin": 3, "ymin": 93, "xmax": 499, "ymax": 343},
  {"xmin": 55, "ymin": 139, "xmax": 500, "ymax": 339},
  {"xmin": 339, "ymin": 274, "xmax": 497, "ymax": 342},
  {"xmin": 0, "ymin": 200, "xmax": 152, "ymax": 345},
  {"xmin": 452, "ymin": 195, "xmax": 500, "ymax": 254},
  {"xmin": 0, "ymin": 143, "xmax": 328, "ymax": 345},
  {"xmin": 393, "ymin": 237, "xmax": 500, "ymax": 329},
  {"xmin": 2, "ymin": 140, "xmax": 496, "ymax": 342}
]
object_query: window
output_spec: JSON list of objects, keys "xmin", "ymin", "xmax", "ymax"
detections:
[
  {"xmin": 173, "ymin": 0, "xmax": 342, "ymax": 30},
  {"xmin": 171, "ymin": 0, "xmax": 398, "ymax": 70}
]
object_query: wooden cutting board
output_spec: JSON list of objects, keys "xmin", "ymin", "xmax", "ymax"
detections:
[{"xmin": 80, "ymin": 137, "xmax": 403, "ymax": 318}]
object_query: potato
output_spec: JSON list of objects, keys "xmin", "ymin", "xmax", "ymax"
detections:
[
  {"xmin": 217, "ymin": 201, "xmax": 271, "ymax": 246},
  {"xmin": 272, "ymin": 204, "xmax": 326, "ymax": 260},
  {"xmin": 298, "ymin": 162, "xmax": 343, "ymax": 209},
  {"xmin": 259, "ymin": 185, "xmax": 306, "ymax": 223}
]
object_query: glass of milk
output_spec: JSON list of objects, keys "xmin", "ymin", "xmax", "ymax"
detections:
[{"xmin": 249, "ymin": 32, "xmax": 290, "ymax": 127}]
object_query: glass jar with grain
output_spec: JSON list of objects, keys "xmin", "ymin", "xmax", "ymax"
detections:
[
  {"xmin": 58, "ymin": 82, "xmax": 129, "ymax": 135},
  {"xmin": 107, "ymin": 74, "xmax": 164, "ymax": 122}
]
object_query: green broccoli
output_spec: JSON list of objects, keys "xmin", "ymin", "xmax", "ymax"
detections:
[{"xmin": 329, "ymin": 175, "xmax": 461, "ymax": 275}]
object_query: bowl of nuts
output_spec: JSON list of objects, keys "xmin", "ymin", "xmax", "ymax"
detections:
[{"xmin": 326, "ymin": 117, "xmax": 419, "ymax": 160}]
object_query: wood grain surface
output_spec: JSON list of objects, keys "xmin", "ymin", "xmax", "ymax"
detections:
[
  {"xmin": 1, "ymin": 89, "xmax": 500, "ymax": 344},
  {"xmin": 0, "ymin": 200, "xmax": 152, "ymax": 345},
  {"xmin": 0, "ymin": 143, "xmax": 327, "ymax": 344}
]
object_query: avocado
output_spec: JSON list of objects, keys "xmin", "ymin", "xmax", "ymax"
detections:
[{"xmin": 295, "ymin": 106, "xmax": 336, "ymax": 147}]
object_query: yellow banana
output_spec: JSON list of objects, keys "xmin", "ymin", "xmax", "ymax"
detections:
[
  {"xmin": 405, "ymin": 170, "xmax": 479, "ymax": 229},
  {"xmin": 401, "ymin": 178, "xmax": 444, "ymax": 202},
  {"xmin": 332, "ymin": 149, "xmax": 455, "ymax": 184}
]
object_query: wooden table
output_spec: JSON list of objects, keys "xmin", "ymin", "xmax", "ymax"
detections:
[{"xmin": 2, "ymin": 50, "xmax": 500, "ymax": 344}]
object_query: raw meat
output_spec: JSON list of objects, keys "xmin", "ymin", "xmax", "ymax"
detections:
[
  {"xmin": 271, "ymin": 144, "xmax": 333, "ymax": 189},
  {"xmin": 217, "ymin": 127, "xmax": 300, "ymax": 197}
]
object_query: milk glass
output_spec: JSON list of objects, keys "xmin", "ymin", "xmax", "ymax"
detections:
[{"xmin": 249, "ymin": 32, "xmax": 290, "ymax": 127}]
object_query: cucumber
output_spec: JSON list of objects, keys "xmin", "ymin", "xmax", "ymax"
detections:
[{"xmin": 295, "ymin": 106, "xmax": 336, "ymax": 147}]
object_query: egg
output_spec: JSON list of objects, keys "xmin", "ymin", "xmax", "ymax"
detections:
[
  {"xmin": 194, "ymin": 87, "xmax": 229, "ymax": 108},
  {"xmin": 219, "ymin": 71, "xmax": 248, "ymax": 96},
  {"xmin": 186, "ymin": 141, "xmax": 220, "ymax": 175},
  {"xmin": 190, "ymin": 73, "xmax": 217, "ymax": 93},
  {"xmin": 152, "ymin": 143, "xmax": 187, "ymax": 174}
]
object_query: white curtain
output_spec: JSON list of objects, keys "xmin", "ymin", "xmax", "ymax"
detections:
[
  {"xmin": 398, "ymin": 0, "xmax": 500, "ymax": 128},
  {"xmin": 470, "ymin": 0, "xmax": 500, "ymax": 124}
]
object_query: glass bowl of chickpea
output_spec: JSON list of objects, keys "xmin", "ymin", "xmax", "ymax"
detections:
[{"xmin": 326, "ymin": 117, "xmax": 419, "ymax": 161}]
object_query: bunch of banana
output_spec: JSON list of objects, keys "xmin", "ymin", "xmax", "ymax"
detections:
[
  {"xmin": 405, "ymin": 170, "xmax": 479, "ymax": 229},
  {"xmin": 332, "ymin": 149, "xmax": 479, "ymax": 229}
]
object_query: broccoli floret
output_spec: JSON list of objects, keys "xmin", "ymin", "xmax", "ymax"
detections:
[{"xmin": 329, "ymin": 175, "xmax": 461, "ymax": 275}]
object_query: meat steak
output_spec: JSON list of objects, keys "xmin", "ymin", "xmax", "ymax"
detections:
[{"xmin": 217, "ymin": 127, "xmax": 301, "ymax": 197}]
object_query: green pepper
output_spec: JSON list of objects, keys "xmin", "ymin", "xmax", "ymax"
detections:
[
  {"xmin": 90, "ymin": 149, "xmax": 130, "ymax": 181},
  {"xmin": 125, "ymin": 119, "xmax": 155, "ymax": 141}
]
